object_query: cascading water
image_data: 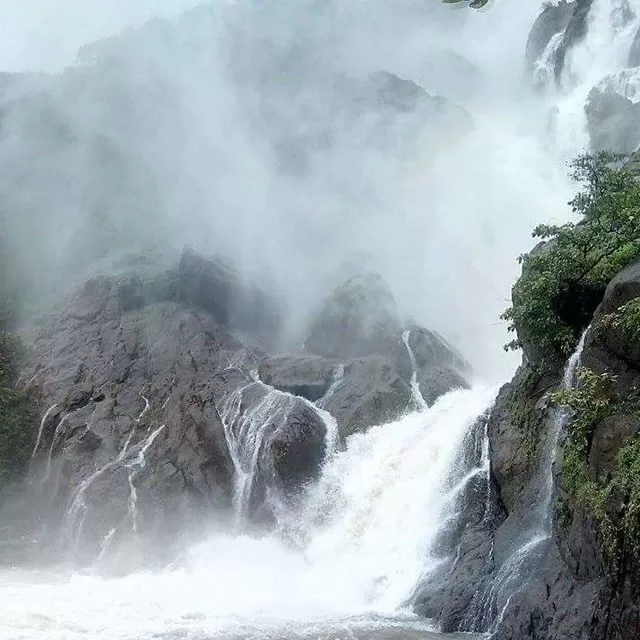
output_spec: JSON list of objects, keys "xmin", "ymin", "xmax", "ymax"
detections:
[
  {"xmin": 549, "ymin": 0, "xmax": 640, "ymax": 156},
  {"xmin": 469, "ymin": 327, "xmax": 591, "ymax": 633},
  {"xmin": 30, "ymin": 404, "xmax": 57, "ymax": 460},
  {"xmin": 2, "ymin": 1, "xmax": 636, "ymax": 639},
  {"xmin": 2, "ymin": 386, "xmax": 496, "ymax": 640},
  {"xmin": 402, "ymin": 330, "xmax": 429, "ymax": 410}
]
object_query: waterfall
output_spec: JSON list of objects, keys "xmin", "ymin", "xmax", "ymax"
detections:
[
  {"xmin": 65, "ymin": 417, "xmax": 165, "ymax": 549},
  {"xmin": 43, "ymin": 412, "xmax": 72, "ymax": 482},
  {"xmin": 30, "ymin": 403, "xmax": 58, "ymax": 459},
  {"xmin": 402, "ymin": 330, "xmax": 429, "ymax": 411},
  {"xmin": 471, "ymin": 327, "xmax": 591, "ymax": 633},
  {"xmin": 550, "ymin": 0, "xmax": 640, "ymax": 155},
  {"xmin": 294, "ymin": 387, "xmax": 497, "ymax": 610},
  {"xmin": 318, "ymin": 364, "xmax": 345, "ymax": 406}
]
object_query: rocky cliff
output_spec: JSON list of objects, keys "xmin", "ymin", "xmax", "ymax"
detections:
[
  {"xmin": 1, "ymin": 249, "xmax": 470, "ymax": 567},
  {"xmin": 472, "ymin": 260, "xmax": 640, "ymax": 640}
]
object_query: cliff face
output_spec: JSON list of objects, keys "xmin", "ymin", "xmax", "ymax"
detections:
[
  {"xmin": 484, "ymin": 261, "xmax": 640, "ymax": 640},
  {"xmin": 1, "ymin": 249, "xmax": 469, "ymax": 568}
]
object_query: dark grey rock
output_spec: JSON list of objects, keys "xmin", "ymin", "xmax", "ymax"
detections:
[
  {"xmin": 258, "ymin": 355, "xmax": 336, "ymax": 401},
  {"xmin": 304, "ymin": 273, "xmax": 403, "ymax": 361},
  {"xmin": 318, "ymin": 355, "xmax": 412, "ymax": 439},
  {"xmin": 525, "ymin": 0, "xmax": 575, "ymax": 74},
  {"xmin": 176, "ymin": 248, "xmax": 282, "ymax": 349},
  {"xmin": 586, "ymin": 85, "xmax": 640, "ymax": 154}
]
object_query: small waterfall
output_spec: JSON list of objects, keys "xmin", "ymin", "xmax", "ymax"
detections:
[
  {"xmin": 533, "ymin": 31, "xmax": 564, "ymax": 88},
  {"xmin": 402, "ymin": 330, "xmax": 428, "ymax": 411},
  {"xmin": 65, "ymin": 409, "xmax": 165, "ymax": 550},
  {"xmin": 472, "ymin": 327, "xmax": 590, "ymax": 633},
  {"xmin": 31, "ymin": 403, "xmax": 58, "ymax": 459},
  {"xmin": 318, "ymin": 364, "xmax": 345, "ymax": 405},
  {"xmin": 43, "ymin": 412, "xmax": 72, "ymax": 481},
  {"xmin": 125, "ymin": 424, "xmax": 165, "ymax": 532}
]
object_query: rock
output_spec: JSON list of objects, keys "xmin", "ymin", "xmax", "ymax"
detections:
[
  {"xmin": 406, "ymin": 326, "xmax": 470, "ymax": 404},
  {"xmin": 318, "ymin": 355, "xmax": 412, "ymax": 439},
  {"xmin": 17, "ymin": 257, "xmax": 275, "ymax": 560},
  {"xmin": 630, "ymin": 26, "xmax": 640, "ymax": 66},
  {"xmin": 176, "ymin": 248, "xmax": 281, "ymax": 348},
  {"xmin": 595, "ymin": 261, "xmax": 640, "ymax": 367},
  {"xmin": 586, "ymin": 83, "xmax": 640, "ymax": 154},
  {"xmin": 304, "ymin": 273, "xmax": 404, "ymax": 361},
  {"xmin": 304, "ymin": 273, "xmax": 470, "ymax": 413},
  {"xmin": 525, "ymin": 0, "xmax": 575, "ymax": 73},
  {"xmin": 210, "ymin": 369, "xmax": 328, "ymax": 520},
  {"xmin": 258, "ymin": 355, "xmax": 336, "ymax": 401}
]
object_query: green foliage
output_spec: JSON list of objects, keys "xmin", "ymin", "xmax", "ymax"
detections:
[
  {"xmin": 502, "ymin": 152, "xmax": 640, "ymax": 357},
  {"xmin": 554, "ymin": 367, "xmax": 640, "ymax": 565},
  {"xmin": 599, "ymin": 298, "xmax": 640, "ymax": 346},
  {"xmin": 507, "ymin": 364, "xmax": 548, "ymax": 462}
]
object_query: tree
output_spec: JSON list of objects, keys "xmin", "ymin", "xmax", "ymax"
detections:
[{"xmin": 502, "ymin": 152, "xmax": 640, "ymax": 358}]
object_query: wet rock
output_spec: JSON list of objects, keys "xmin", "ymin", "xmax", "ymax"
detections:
[
  {"xmin": 258, "ymin": 355, "xmax": 336, "ymax": 401},
  {"xmin": 176, "ymin": 248, "xmax": 282, "ymax": 349},
  {"xmin": 304, "ymin": 273, "xmax": 470, "ymax": 417},
  {"xmin": 525, "ymin": 0, "xmax": 576, "ymax": 74},
  {"xmin": 319, "ymin": 355, "xmax": 411, "ymax": 439},
  {"xmin": 586, "ymin": 83, "xmax": 640, "ymax": 154}
]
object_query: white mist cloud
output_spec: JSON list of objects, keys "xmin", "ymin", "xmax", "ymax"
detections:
[
  {"xmin": 0, "ymin": 0, "xmax": 576, "ymax": 382},
  {"xmin": 0, "ymin": 0, "xmax": 202, "ymax": 71}
]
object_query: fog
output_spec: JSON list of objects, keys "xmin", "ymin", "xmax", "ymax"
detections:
[{"xmin": 0, "ymin": 0, "xmax": 578, "ymax": 380}]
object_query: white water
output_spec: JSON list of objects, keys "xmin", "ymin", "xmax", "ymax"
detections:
[
  {"xmin": 477, "ymin": 328, "xmax": 590, "ymax": 633},
  {"xmin": 551, "ymin": 0, "xmax": 640, "ymax": 156},
  {"xmin": 1, "ymin": 386, "xmax": 496, "ymax": 640},
  {"xmin": 125, "ymin": 425, "xmax": 165, "ymax": 533},
  {"xmin": 402, "ymin": 330, "xmax": 429, "ymax": 410},
  {"xmin": 30, "ymin": 404, "xmax": 58, "ymax": 459},
  {"xmin": 4, "ymin": 1, "xmax": 639, "ymax": 639}
]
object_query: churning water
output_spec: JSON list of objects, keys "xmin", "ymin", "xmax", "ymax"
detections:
[{"xmin": 0, "ymin": 387, "xmax": 496, "ymax": 640}]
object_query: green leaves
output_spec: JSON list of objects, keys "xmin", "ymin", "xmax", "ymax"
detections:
[{"xmin": 503, "ymin": 152, "xmax": 640, "ymax": 358}]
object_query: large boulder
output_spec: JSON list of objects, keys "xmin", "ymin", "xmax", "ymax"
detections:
[
  {"xmin": 11, "ymin": 250, "xmax": 318, "ymax": 563},
  {"xmin": 304, "ymin": 273, "xmax": 405, "ymax": 361},
  {"xmin": 209, "ymin": 368, "xmax": 328, "ymax": 521},
  {"xmin": 317, "ymin": 355, "xmax": 412, "ymax": 439},
  {"xmin": 586, "ymin": 81, "xmax": 640, "ymax": 154},
  {"xmin": 305, "ymin": 273, "xmax": 470, "ymax": 400}
]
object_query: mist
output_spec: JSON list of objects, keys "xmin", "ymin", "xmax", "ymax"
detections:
[{"xmin": 0, "ymin": 0, "xmax": 577, "ymax": 380}]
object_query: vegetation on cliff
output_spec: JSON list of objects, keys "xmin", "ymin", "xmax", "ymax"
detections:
[
  {"xmin": 554, "ymin": 368, "xmax": 640, "ymax": 565},
  {"xmin": 502, "ymin": 152, "xmax": 640, "ymax": 358}
]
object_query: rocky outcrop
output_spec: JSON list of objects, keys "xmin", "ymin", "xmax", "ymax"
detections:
[
  {"xmin": 586, "ymin": 82, "xmax": 640, "ymax": 154},
  {"xmin": 525, "ymin": 1, "xmax": 575, "ymax": 73},
  {"xmin": 8, "ymin": 249, "xmax": 321, "ymax": 563},
  {"xmin": 525, "ymin": 0, "xmax": 594, "ymax": 85},
  {"xmin": 469, "ymin": 260, "xmax": 640, "ymax": 640},
  {"xmin": 8, "ymin": 252, "xmax": 470, "ymax": 568},
  {"xmin": 292, "ymin": 273, "xmax": 469, "ymax": 438}
]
